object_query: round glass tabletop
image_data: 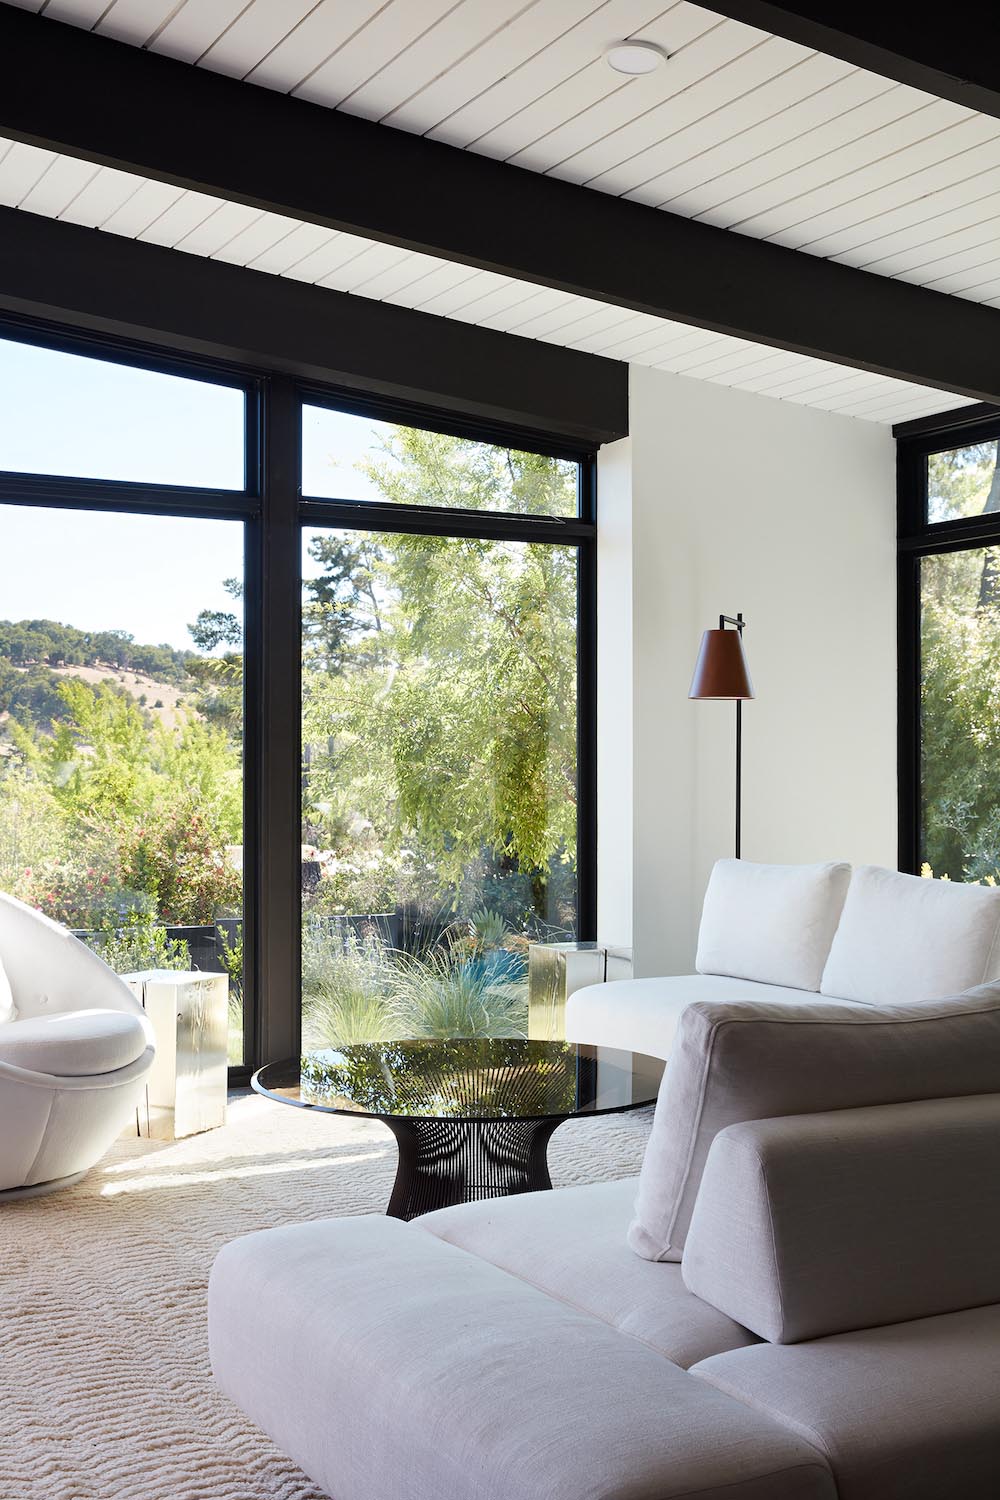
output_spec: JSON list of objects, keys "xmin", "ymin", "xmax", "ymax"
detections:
[{"xmin": 253, "ymin": 1038, "xmax": 661, "ymax": 1124}]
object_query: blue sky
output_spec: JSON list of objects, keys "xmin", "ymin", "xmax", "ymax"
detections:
[{"xmin": 0, "ymin": 338, "xmax": 394, "ymax": 649}]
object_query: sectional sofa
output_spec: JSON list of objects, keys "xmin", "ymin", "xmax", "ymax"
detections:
[{"xmin": 209, "ymin": 861, "xmax": 1000, "ymax": 1499}]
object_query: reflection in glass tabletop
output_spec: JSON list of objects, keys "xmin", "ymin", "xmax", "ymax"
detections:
[
  {"xmin": 253, "ymin": 1041, "xmax": 661, "ymax": 1220},
  {"xmin": 254, "ymin": 1038, "xmax": 660, "ymax": 1123}
]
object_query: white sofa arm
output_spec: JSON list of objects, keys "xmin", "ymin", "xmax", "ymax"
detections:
[{"xmin": 682, "ymin": 1093, "xmax": 1000, "ymax": 1344}]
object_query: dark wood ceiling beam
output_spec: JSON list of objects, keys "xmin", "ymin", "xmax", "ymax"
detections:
[
  {"xmin": 700, "ymin": 2, "xmax": 1000, "ymax": 120},
  {"xmin": 0, "ymin": 207, "xmax": 627, "ymax": 449},
  {"xmin": 3, "ymin": 4, "xmax": 1000, "ymax": 401}
]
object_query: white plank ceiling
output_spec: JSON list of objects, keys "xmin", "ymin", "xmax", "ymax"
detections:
[{"xmin": 4, "ymin": 0, "xmax": 992, "ymax": 424}]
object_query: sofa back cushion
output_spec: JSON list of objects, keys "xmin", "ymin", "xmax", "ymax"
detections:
[
  {"xmin": 682, "ymin": 1094, "xmax": 1000, "ymax": 1343},
  {"xmin": 696, "ymin": 859, "xmax": 851, "ymax": 992},
  {"xmin": 628, "ymin": 985, "xmax": 1000, "ymax": 1263},
  {"xmin": 820, "ymin": 864, "xmax": 1000, "ymax": 1005}
]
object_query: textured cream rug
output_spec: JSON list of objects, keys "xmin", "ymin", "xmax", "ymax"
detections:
[{"xmin": 1, "ymin": 1093, "xmax": 652, "ymax": 1500}]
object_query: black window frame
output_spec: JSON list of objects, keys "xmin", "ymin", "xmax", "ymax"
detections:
[
  {"xmin": 0, "ymin": 313, "xmax": 598, "ymax": 1086},
  {"xmin": 897, "ymin": 405, "xmax": 1000, "ymax": 875}
]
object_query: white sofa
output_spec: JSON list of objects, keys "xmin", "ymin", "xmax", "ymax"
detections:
[
  {"xmin": 0, "ymin": 892, "xmax": 155, "ymax": 1196},
  {"xmin": 207, "ymin": 860, "xmax": 1000, "ymax": 1498},
  {"xmin": 567, "ymin": 859, "xmax": 1000, "ymax": 1058},
  {"xmin": 208, "ymin": 976, "xmax": 1000, "ymax": 1499}
]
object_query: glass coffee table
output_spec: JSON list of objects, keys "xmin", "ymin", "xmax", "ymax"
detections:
[{"xmin": 253, "ymin": 1039, "xmax": 661, "ymax": 1221}]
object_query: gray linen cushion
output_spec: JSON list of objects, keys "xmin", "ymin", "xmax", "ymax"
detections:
[
  {"xmin": 628, "ymin": 985, "xmax": 1000, "ymax": 1263},
  {"xmin": 693, "ymin": 1305, "xmax": 1000, "ymax": 1500},
  {"xmin": 682, "ymin": 1095, "xmax": 1000, "ymax": 1342},
  {"xmin": 209, "ymin": 1215, "xmax": 836, "ymax": 1500},
  {"xmin": 416, "ymin": 1177, "xmax": 758, "ymax": 1368}
]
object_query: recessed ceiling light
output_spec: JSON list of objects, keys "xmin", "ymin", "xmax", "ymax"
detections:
[{"xmin": 604, "ymin": 40, "xmax": 668, "ymax": 75}]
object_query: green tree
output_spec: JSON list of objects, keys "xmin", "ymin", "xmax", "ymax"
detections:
[
  {"xmin": 921, "ymin": 444, "xmax": 1000, "ymax": 881},
  {"xmin": 302, "ymin": 427, "xmax": 578, "ymax": 923}
]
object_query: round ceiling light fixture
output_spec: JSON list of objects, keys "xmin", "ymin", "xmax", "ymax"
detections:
[{"xmin": 604, "ymin": 40, "xmax": 668, "ymax": 75}]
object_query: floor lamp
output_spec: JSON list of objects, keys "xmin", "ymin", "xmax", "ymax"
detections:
[{"xmin": 689, "ymin": 613, "xmax": 755, "ymax": 858}]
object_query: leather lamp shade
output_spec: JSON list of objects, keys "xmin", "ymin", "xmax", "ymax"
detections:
[{"xmin": 689, "ymin": 629, "xmax": 755, "ymax": 701}]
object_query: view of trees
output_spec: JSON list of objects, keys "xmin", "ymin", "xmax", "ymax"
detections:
[
  {"xmin": 921, "ymin": 442, "xmax": 1000, "ymax": 881},
  {"xmin": 0, "ymin": 423, "xmax": 579, "ymax": 1051}
]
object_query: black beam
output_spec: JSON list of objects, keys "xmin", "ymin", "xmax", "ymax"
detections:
[
  {"xmin": 893, "ymin": 403, "xmax": 1000, "ymax": 442},
  {"xmin": 3, "ymin": 7, "xmax": 1000, "ymax": 402},
  {"xmin": 701, "ymin": 2, "xmax": 1000, "ymax": 121},
  {"xmin": 0, "ymin": 207, "xmax": 625, "ymax": 449}
]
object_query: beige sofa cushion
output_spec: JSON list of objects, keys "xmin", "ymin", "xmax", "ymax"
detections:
[
  {"xmin": 628, "ymin": 985, "xmax": 1000, "ymax": 1263},
  {"xmin": 697, "ymin": 859, "xmax": 851, "ymax": 991},
  {"xmin": 692, "ymin": 1305, "xmax": 1000, "ymax": 1500},
  {"xmin": 416, "ymin": 1177, "xmax": 759, "ymax": 1369},
  {"xmin": 209, "ymin": 1215, "xmax": 836, "ymax": 1500},
  {"xmin": 682, "ymin": 1095, "xmax": 1000, "ymax": 1343},
  {"xmin": 821, "ymin": 864, "xmax": 1000, "ymax": 1004}
]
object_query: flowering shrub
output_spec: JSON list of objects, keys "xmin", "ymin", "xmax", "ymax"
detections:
[
  {"xmin": 116, "ymin": 806, "xmax": 242, "ymax": 925},
  {"xmin": 18, "ymin": 857, "xmax": 119, "ymax": 928}
]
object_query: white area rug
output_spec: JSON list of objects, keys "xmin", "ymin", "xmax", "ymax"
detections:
[{"xmin": 0, "ymin": 1093, "xmax": 651, "ymax": 1500}]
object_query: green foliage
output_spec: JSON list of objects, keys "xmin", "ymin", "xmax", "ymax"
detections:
[
  {"xmin": 86, "ymin": 911, "xmax": 190, "ymax": 974},
  {"xmin": 0, "ymin": 618, "xmax": 190, "ymax": 680},
  {"xmin": 922, "ymin": 444, "xmax": 1000, "ymax": 882},
  {"xmin": 217, "ymin": 921, "xmax": 243, "ymax": 1000},
  {"xmin": 0, "ymin": 632, "xmax": 242, "ymax": 928},
  {"xmin": 302, "ymin": 427, "xmax": 578, "ymax": 927},
  {"xmin": 301, "ymin": 922, "xmax": 403, "ymax": 1046},
  {"xmin": 468, "ymin": 907, "xmax": 510, "ymax": 950},
  {"xmin": 300, "ymin": 918, "xmax": 528, "ymax": 1045},
  {"xmin": 390, "ymin": 950, "xmax": 527, "ymax": 1039}
]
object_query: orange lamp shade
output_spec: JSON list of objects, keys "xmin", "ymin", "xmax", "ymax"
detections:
[{"xmin": 689, "ymin": 628, "xmax": 754, "ymax": 701}]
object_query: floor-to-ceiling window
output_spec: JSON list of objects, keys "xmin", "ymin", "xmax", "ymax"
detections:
[
  {"xmin": 898, "ymin": 418, "xmax": 1000, "ymax": 880},
  {"xmin": 0, "ymin": 330, "xmax": 251, "ymax": 1063},
  {"xmin": 0, "ymin": 321, "xmax": 597, "ymax": 1074},
  {"xmin": 299, "ymin": 403, "xmax": 593, "ymax": 1046}
]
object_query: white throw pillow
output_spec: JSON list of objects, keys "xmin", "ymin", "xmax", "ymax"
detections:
[
  {"xmin": 0, "ymin": 953, "xmax": 15, "ymax": 1025},
  {"xmin": 820, "ymin": 865, "xmax": 1000, "ymax": 1005},
  {"xmin": 696, "ymin": 859, "xmax": 851, "ymax": 993}
]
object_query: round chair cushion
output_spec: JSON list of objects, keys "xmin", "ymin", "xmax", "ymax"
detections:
[{"xmin": 0, "ymin": 1008, "xmax": 148, "ymax": 1077}]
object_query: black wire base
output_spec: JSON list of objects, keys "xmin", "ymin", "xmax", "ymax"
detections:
[{"xmin": 383, "ymin": 1115, "xmax": 562, "ymax": 1220}]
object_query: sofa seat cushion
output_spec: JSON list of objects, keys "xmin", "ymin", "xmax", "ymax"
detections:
[
  {"xmin": 416, "ymin": 1178, "xmax": 759, "ymax": 1369},
  {"xmin": 692, "ymin": 1305, "xmax": 1000, "ymax": 1500},
  {"xmin": 821, "ymin": 864, "xmax": 1000, "ymax": 1004},
  {"xmin": 696, "ymin": 859, "xmax": 851, "ymax": 991},
  {"xmin": 0, "ymin": 1007, "xmax": 148, "ymax": 1077},
  {"xmin": 209, "ymin": 1215, "xmax": 835, "ymax": 1500},
  {"xmin": 565, "ymin": 974, "xmax": 827, "ymax": 1060}
]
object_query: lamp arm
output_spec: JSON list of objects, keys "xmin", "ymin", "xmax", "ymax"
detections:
[{"xmin": 719, "ymin": 612, "xmax": 746, "ymax": 633}]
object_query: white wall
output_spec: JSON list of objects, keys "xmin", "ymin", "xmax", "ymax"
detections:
[{"xmin": 598, "ymin": 363, "xmax": 897, "ymax": 977}]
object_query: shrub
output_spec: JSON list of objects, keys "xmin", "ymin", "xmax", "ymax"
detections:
[
  {"xmin": 86, "ymin": 912, "xmax": 190, "ymax": 974},
  {"xmin": 301, "ymin": 921, "xmax": 402, "ymax": 1047},
  {"xmin": 391, "ymin": 950, "xmax": 527, "ymax": 1039}
]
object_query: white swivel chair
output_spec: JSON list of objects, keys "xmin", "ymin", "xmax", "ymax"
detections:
[{"xmin": 0, "ymin": 892, "xmax": 155, "ymax": 1197}]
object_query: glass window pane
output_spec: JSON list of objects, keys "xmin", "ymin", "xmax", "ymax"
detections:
[
  {"xmin": 0, "ymin": 505, "xmax": 246, "ymax": 1063},
  {"xmin": 301, "ymin": 521, "xmax": 578, "ymax": 1047},
  {"xmin": 302, "ymin": 404, "xmax": 578, "ymax": 517},
  {"xmin": 0, "ymin": 337, "xmax": 245, "ymax": 489},
  {"xmin": 920, "ymin": 545, "xmax": 1000, "ymax": 883},
  {"xmin": 927, "ymin": 441, "xmax": 1000, "ymax": 524}
]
